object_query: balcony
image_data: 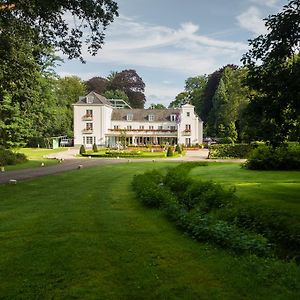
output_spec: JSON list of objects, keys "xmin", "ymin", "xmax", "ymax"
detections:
[
  {"xmin": 82, "ymin": 114, "xmax": 93, "ymax": 121},
  {"xmin": 82, "ymin": 128, "xmax": 93, "ymax": 134},
  {"xmin": 108, "ymin": 128, "xmax": 177, "ymax": 137},
  {"xmin": 182, "ymin": 130, "xmax": 191, "ymax": 136}
]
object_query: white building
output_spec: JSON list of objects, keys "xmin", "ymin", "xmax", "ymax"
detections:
[{"xmin": 73, "ymin": 91, "xmax": 203, "ymax": 147}]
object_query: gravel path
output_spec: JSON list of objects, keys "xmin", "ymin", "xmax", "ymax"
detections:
[{"xmin": 0, "ymin": 148, "xmax": 245, "ymax": 184}]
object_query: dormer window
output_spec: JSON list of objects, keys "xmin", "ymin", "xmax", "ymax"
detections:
[
  {"xmin": 86, "ymin": 95, "xmax": 94, "ymax": 104},
  {"xmin": 170, "ymin": 114, "xmax": 176, "ymax": 122},
  {"xmin": 127, "ymin": 113, "xmax": 133, "ymax": 121},
  {"xmin": 148, "ymin": 114, "xmax": 154, "ymax": 121}
]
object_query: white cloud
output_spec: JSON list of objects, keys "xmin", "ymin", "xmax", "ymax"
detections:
[
  {"xmin": 79, "ymin": 15, "xmax": 248, "ymax": 76},
  {"xmin": 237, "ymin": 6, "xmax": 268, "ymax": 35},
  {"xmin": 249, "ymin": 0, "xmax": 279, "ymax": 8}
]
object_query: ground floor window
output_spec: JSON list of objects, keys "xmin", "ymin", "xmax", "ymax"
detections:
[
  {"xmin": 185, "ymin": 138, "xmax": 191, "ymax": 146},
  {"xmin": 86, "ymin": 136, "xmax": 93, "ymax": 144}
]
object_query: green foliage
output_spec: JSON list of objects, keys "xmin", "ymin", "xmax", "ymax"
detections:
[
  {"xmin": 209, "ymin": 144, "xmax": 253, "ymax": 159},
  {"xmin": 132, "ymin": 163, "xmax": 270, "ymax": 256},
  {"xmin": 245, "ymin": 144, "xmax": 300, "ymax": 170},
  {"xmin": 219, "ymin": 204, "xmax": 300, "ymax": 260},
  {"xmin": 132, "ymin": 170, "xmax": 171, "ymax": 208},
  {"xmin": 182, "ymin": 181, "xmax": 236, "ymax": 212},
  {"xmin": 175, "ymin": 144, "xmax": 182, "ymax": 154},
  {"xmin": 79, "ymin": 145, "xmax": 86, "ymax": 155},
  {"xmin": 149, "ymin": 103, "xmax": 166, "ymax": 109},
  {"xmin": 82, "ymin": 150, "xmax": 143, "ymax": 158},
  {"xmin": 241, "ymin": 0, "xmax": 300, "ymax": 146},
  {"xmin": 166, "ymin": 147, "xmax": 174, "ymax": 157},
  {"xmin": 92, "ymin": 143, "xmax": 98, "ymax": 153},
  {"xmin": 0, "ymin": 148, "xmax": 27, "ymax": 166},
  {"xmin": 103, "ymin": 89, "xmax": 129, "ymax": 104}
]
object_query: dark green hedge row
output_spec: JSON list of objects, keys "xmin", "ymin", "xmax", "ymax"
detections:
[
  {"xmin": 132, "ymin": 163, "xmax": 270, "ymax": 256},
  {"xmin": 218, "ymin": 205, "xmax": 300, "ymax": 261},
  {"xmin": 0, "ymin": 149, "xmax": 27, "ymax": 166},
  {"xmin": 244, "ymin": 144, "xmax": 300, "ymax": 170},
  {"xmin": 209, "ymin": 144, "xmax": 252, "ymax": 159}
]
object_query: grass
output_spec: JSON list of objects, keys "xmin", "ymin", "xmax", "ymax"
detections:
[
  {"xmin": 4, "ymin": 148, "xmax": 68, "ymax": 171},
  {"xmin": 0, "ymin": 162, "xmax": 299, "ymax": 299}
]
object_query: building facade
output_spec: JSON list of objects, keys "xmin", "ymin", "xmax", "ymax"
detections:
[{"xmin": 73, "ymin": 91, "xmax": 203, "ymax": 147}]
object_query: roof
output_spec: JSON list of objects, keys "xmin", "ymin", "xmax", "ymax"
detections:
[
  {"xmin": 111, "ymin": 108, "xmax": 181, "ymax": 122},
  {"xmin": 76, "ymin": 91, "xmax": 112, "ymax": 106}
]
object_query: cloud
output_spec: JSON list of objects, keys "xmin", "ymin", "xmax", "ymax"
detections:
[
  {"xmin": 237, "ymin": 6, "xmax": 268, "ymax": 35},
  {"xmin": 249, "ymin": 0, "xmax": 279, "ymax": 8},
  {"xmin": 78, "ymin": 15, "xmax": 248, "ymax": 76}
]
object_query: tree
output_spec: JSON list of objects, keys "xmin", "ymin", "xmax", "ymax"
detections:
[
  {"xmin": 109, "ymin": 69, "xmax": 146, "ymax": 108},
  {"xmin": 103, "ymin": 89, "xmax": 129, "ymax": 104},
  {"xmin": 86, "ymin": 76, "xmax": 109, "ymax": 95},
  {"xmin": 149, "ymin": 103, "xmax": 166, "ymax": 109},
  {"xmin": 0, "ymin": 0, "xmax": 119, "ymax": 60},
  {"xmin": 241, "ymin": 0, "xmax": 300, "ymax": 146},
  {"xmin": 169, "ymin": 92, "xmax": 189, "ymax": 108}
]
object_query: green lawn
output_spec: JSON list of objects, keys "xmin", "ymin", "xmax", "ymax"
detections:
[
  {"xmin": 0, "ymin": 162, "xmax": 299, "ymax": 299},
  {"xmin": 4, "ymin": 148, "xmax": 68, "ymax": 171}
]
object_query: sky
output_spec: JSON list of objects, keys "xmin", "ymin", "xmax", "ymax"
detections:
[{"xmin": 55, "ymin": 0, "xmax": 287, "ymax": 107}]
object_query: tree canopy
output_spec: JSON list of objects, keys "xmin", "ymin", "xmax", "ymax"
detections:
[
  {"xmin": 0, "ymin": 0, "xmax": 119, "ymax": 60},
  {"xmin": 241, "ymin": 0, "xmax": 300, "ymax": 146}
]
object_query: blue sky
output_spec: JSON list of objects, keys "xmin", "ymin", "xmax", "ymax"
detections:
[{"xmin": 55, "ymin": 0, "xmax": 286, "ymax": 107}]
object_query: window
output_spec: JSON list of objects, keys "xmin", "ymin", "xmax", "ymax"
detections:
[
  {"xmin": 114, "ymin": 125, "xmax": 119, "ymax": 130},
  {"xmin": 83, "ymin": 136, "xmax": 85, "ymax": 144},
  {"xmin": 170, "ymin": 114, "xmax": 176, "ymax": 122},
  {"xmin": 93, "ymin": 136, "xmax": 96, "ymax": 144},
  {"xmin": 139, "ymin": 125, "xmax": 144, "ymax": 130},
  {"xmin": 86, "ymin": 109, "xmax": 93, "ymax": 117},
  {"xmin": 149, "ymin": 125, "xmax": 154, "ymax": 130},
  {"xmin": 158, "ymin": 126, "xmax": 163, "ymax": 130},
  {"xmin": 185, "ymin": 138, "xmax": 191, "ymax": 146},
  {"xmin": 127, "ymin": 114, "xmax": 133, "ymax": 121},
  {"xmin": 170, "ymin": 126, "xmax": 176, "ymax": 130},
  {"xmin": 86, "ymin": 123, "xmax": 93, "ymax": 130},
  {"xmin": 86, "ymin": 95, "xmax": 94, "ymax": 104},
  {"xmin": 185, "ymin": 124, "xmax": 191, "ymax": 131},
  {"xmin": 86, "ymin": 136, "xmax": 93, "ymax": 144},
  {"xmin": 148, "ymin": 115, "xmax": 154, "ymax": 121},
  {"xmin": 127, "ymin": 125, "xmax": 132, "ymax": 130},
  {"xmin": 187, "ymin": 112, "xmax": 190, "ymax": 117}
]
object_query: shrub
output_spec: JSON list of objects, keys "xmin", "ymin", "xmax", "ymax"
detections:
[
  {"xmin": 92, "ymin": 143, "xmax": 98, "ymax": 152},
  {"xmin": 0, "ymin": 149, "xmax": 27, "ymax": 166},
  {"xmin": 79, "ymin": 145, "xmax": 86, "ymax": 155},
  {"xmin": 166, "ymin": 147, "xmax": 174, "ymax": 157},
  {"xmin": 244, "ymin": 144, "xmax": 300, "ymax": 170},
  {"xmin": 219, "ymin": 204, "xmax": 300, "ymax": 260},
  {"xmin": 182, "ymin": 181, "xmax": 236, "ymax": 212},
  {"xmin": 175, "ymin": 144, "xmax": 182, "ymax": 154},
  {"xmin": 209, "ymin": 144, "xmax": 252, "ymax": 159}
]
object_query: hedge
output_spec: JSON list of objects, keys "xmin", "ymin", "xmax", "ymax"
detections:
[
  {"xmin": 209, "ymin": 144, "xmax": 252, "ymax": 159},
  {"xmin": 0, "ymin": 149, "xmax": 27, "ymax": 166}
]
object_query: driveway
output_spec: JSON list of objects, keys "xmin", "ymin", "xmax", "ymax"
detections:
[{"xmin": 0, "ymin": 148, "xmax": 245, "ymax": 184}]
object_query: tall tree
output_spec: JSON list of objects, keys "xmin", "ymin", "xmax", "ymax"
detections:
[
  {"xmin": 110, "ymin": 69, "xmax": 146, "ymax": 108},
  {"xmin": 241, "ymin": 0, "xmax": 300, "ymax": 146},
  {"xmin": 169, "ymin": 92, "xmax": 189, "ymax": 108},
  {"xmin": 85, "ymin": 76, "xmax": 109, "ymax": 95}
]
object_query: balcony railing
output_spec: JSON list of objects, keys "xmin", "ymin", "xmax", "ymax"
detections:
[
  {"xmin": 82, "ymin": 128, "xmax": 93, "ymax": 134},
  {"xmin": 109, "ymin": 129, "xmax": 177, "ymax": 133},
  {"xmin": 82, "ymin": 114, "xmax": 93, "ymax": 121},
  {"xmin": 182, "ymin": 130, "xmax": 191, "ymax": 136}
]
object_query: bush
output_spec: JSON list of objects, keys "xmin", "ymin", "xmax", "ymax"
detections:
[
  {"xmin": 244, "ymin": 144, "xmax": 300, "ymax": 170},
  {"xmin": 0, "ymin": 149, "xmax": 27, "ymax": 166},
  {"xmin": 166, "ymin": 147, "xmax": 174, "ymax": 157},
  {"xmin": 219, "ymin": 204, "xmax": 300, "ymax": 260},
  {"xmin": 182, "ymin": 181, "xmax": 236, "ymax": 212},
  {"xmin": 175, "ymin": 144, "xmax": 182, "ymax": 154},
  {"xmin": 132, "ymin": 163, "xmax": 270, "ymax": 256},
  {"xmin": 92, "ymin": 143, "xmax": 98, "ymax": 152},
  {"xmin": 79, "ymin": 145, "xmax": 86, "ymax": 155},
  {"xmin": 209, "ymin": 144, "xmax": 252, "ymax": 159}
]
